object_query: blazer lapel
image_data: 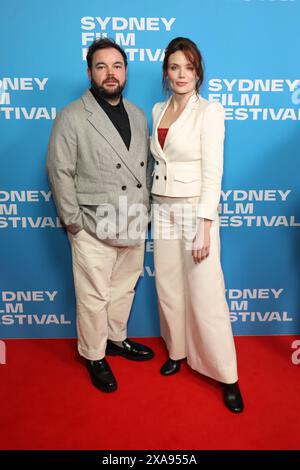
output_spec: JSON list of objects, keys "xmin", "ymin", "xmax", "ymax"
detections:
[
  {"xmin": 123, "ymin": 99, "xmax": 145, "ymax": 179},
  {"xmin": 82, "ymin": 90, "xmax": 140, "ymax": 182},
  {"xmin": 153, "ymin": 97, "xmax": 171, "ymax": 161},
  {"xmin": 153, "ymin": 92, "xmax": 199, "ymax": 159}
]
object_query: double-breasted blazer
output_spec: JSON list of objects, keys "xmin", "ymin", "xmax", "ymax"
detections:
[
  {"xmin": 150, "ymin": 92, "xmax": 225, "ymax": 221},
  {"xmin": 46, "ymin": 89, "xmax": 152, "ymax": 246}
]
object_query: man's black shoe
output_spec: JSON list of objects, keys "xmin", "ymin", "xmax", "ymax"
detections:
[
  {"xmin": 86, "ymin": 358, "xmax": 117, "ymax": 393},
  {"xmin": 106, "ymin": 338, "xmax": 154, "ymax": 361}
]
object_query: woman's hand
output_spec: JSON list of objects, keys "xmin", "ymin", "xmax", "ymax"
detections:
[{"xmin": 192, "ymin": 218, "xmax": 212, "ymax": 264}]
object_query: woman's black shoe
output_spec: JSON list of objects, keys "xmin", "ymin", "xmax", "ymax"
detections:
[
  {"xmin": 221, "ymin": 381, "xmax": 244, "ymax": 413},
  {"xmin": 160, "ymin": 358, "xmax": 181, "ymax": 376}
]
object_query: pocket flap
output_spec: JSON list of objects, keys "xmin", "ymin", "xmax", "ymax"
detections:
[{"xmin": 174, "ymin": 172, "xmax": 200, "ymax": 183}]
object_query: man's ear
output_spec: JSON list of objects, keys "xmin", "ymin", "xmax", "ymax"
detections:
[{"xmin": 87, "ymin": 68, "xmax": 91, "ymax": 81}]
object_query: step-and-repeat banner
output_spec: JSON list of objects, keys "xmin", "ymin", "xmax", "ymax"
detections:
[{"xmin": 1, "ymin": 0, "xmax": 300, "ymax": 339}]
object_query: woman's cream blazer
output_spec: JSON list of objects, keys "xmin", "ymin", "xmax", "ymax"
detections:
[{"xmin": 150, "ymin": 92, "xmax": 225, "ymax": 221}]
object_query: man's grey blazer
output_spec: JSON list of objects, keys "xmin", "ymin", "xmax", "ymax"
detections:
[{"xmin": 46, "ymin": 89, "xmax": 153, "ymax": 246}]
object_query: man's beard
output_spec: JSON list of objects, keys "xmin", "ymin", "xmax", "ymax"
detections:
[{"xmin": 91, "ymin": 78, "xmax": 125, "ymax": 101}]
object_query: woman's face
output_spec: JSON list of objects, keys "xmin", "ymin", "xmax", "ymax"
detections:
[{"xmin": 165, "ymin": 50, "xmax": 198, "ymax": 96}]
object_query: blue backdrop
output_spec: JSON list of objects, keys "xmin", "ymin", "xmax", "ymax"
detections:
[{"xmin": 1, "ymin": 0, "xmax": 300, "ymax": 339}]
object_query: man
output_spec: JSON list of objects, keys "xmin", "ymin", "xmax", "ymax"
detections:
[{"xmin": 46, "ymin": 38, "xmax": 154, "ymax": 393}]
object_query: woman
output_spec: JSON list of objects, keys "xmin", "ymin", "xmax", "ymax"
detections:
[{"xmin": 150, "ymin": 37, "xmax": 244, "ymax": 413}]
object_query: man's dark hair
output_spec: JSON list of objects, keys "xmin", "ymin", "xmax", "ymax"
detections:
[{"xmin": 86, "ymin": 38, "xmax": 128, "ymax": 69}]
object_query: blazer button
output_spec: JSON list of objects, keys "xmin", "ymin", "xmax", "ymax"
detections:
[
  {"xmin": 164, "ymin": 176, "xmax": 167, "ymax": 180},
  {"xmin": 156, "ymin": 161, "xmax": 159, "ymax": 165},
  {"xmin": 137, "ymin": 183, "xmax": 142, "ymax": 188},
  {"xmin": 140, "ymin": 162, "xmax": 144, "ymax": 167},
  {"xmin": 116, "ymin": 163, "xmax": 121, "ymax": 169},
  {"xmin": 122, "ymin": 185, "xmax": 127, "ymax": 191},
  {"xmin": 156, "ymin": 175, "xmax": 159, "ymax": 180}
]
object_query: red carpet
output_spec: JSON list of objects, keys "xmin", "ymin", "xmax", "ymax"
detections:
[{"xmin": 0, "ymin": 336, "xmax": 299, "ymax": 450}]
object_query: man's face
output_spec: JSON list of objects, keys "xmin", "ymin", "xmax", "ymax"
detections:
[{"xmin": 88, "ymin": 47, "xmax": 127, "ymax": 100}]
